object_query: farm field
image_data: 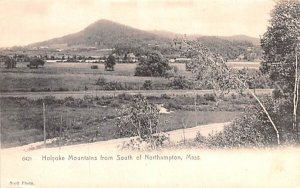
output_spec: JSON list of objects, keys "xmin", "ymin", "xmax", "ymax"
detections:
[{"xmin": 0, "ymin": 62, "xmax": 260, "ymax": 92}]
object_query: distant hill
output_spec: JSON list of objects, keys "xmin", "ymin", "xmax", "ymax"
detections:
[
  {"xmin": 187, "ymin": 36, "xmax": 262, "ymax": 60},
  {"xmin": 219, "ymin": 35, "xmax": 260, "ymax": 46},
  {"xmin": 186, "ymin": 34, "xmax": 260, "ymax": 46},
  {"xmin": 30, "ymin": 19, "xmax": 170, "ymax": 49},
  {"xmin": 29, "ymin": 19, "xmax": 261, "ymax": 60},
  {"xmin": 148, "ymin": 30, "xmax": 182, "ymax": 39}
]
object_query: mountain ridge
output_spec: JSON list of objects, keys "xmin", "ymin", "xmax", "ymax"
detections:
[
  {"xmin": 30, "ymin": 19, "xmax": 260, "ymax": 49},
  {"xmin": 30, "ymin": 19, "xmax": 168, "ymax": 49}
]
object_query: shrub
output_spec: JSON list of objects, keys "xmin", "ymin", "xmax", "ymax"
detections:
[
  {"xmin": 117, "ymin": 93, "xmax": 133, "ymax": 101},
  {"xmin": 91, "ymin": 65, "xmax": 98, "ymax": 69},
  {"xmin": 28, "ymin": 58, "xmax": 45, "ymax": 69},
  {"xmin": 58, "ymin": 87, "xmax": 68, "ymax": 91},
  {"xmin": 116, "ymin": 95, "xmax": 167, "ymax": 149},
  {"xmin": 143, "ymin": 80, "xmax": 152, "ymax": 90},
  {"xmin": 195, "ymin": 97, "xmax": 297, "ymax": 148},
  {"xmin": 4, "ymin": 57, "xmax": 16, "ymax": 69},
  {"xmin": 102, "ymin": 81, "xmax": 124, "ymax": 90},
  {"xmin": 96, "ymin": 77, "xmax": 107, "ymax": 86},
  {"xmin": 164, "ymin": 66, "xmax": 178, "ymax": 78},
  {"xmin": 161, "ymin": 94, "xmax": 171, "ymax": 99},
  {"xmin": 122, "ymin": 133, "xmax": 169, "ymax": 151},
  {"xmin": 169, "ymin": 75, "xmax": 192, "ymax": 89},
  {"xmin": 163, "ymin": 101, "xmax": 182, "ymax": 110},
  {"xmin": 96, "ymin": 77, "xmax": 129, "ymax": 90},
  {"xmin": 203, "ymin": 93, "xmax": 216, "ymax": 102},
  {"xmin": 35, "ymin": 96, "xmax": 58, "ymax": 106}
]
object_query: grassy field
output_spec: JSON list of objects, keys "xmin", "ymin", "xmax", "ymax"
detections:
[
  {"xmin": 0, "ymin": 62, "xmax": 260, "ymax": 92},
  {"xmin": 0, "ymin": 63, "xmax": 170, "ymax": 92},
  {"xmin": 0, "ymin": 61, "xmax": 261, "ymax": 148},
  {"xmin": 0, "ymin": 94, "xmax": 246, "ymax": 148}
]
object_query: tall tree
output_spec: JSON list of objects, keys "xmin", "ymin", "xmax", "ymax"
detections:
[
  {"xmin": 104, "ymin": 54, "xmax": 116, "ymax": 71},
  {"xmin": 261, "ymin": 0, "xmax": 300, "ymax": 96},
  {"xmin": 261, "ymin": 0, "xmax": 300, "ymax": 138},
  {"xmin": 4, "ymin": 57, "xmax": 16, "ymax": 69},
  {"xmin": 135, "ymin": 51, "xmax": 170, "ymax": 77}
]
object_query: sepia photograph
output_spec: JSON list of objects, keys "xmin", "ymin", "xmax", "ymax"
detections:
[{"xmin": 0, "ymin": 0, "xmax": 300, "ymax": 187}]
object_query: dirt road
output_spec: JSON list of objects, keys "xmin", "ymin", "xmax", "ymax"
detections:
[{"xmin": 2, "ymin": 122, "xmax": 228, "ymax": 153}]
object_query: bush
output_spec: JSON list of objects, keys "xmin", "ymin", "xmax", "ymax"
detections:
[
  {"xmin": 161, "ymin": 94, "xmax": 171, "ymax": 99},
  {"xmin": 163, "ymin": 101, "xmax": 182, "ymax": 110},
  {"xmin": 143, "ymin": 80, "xmax": 152, "ymax": 90},
  {"xmin": 203, "ymin": 93, "xmax": 216, "ymax": 102},
  {"xmin": 121, "ymin": 133, "xmax": 169, "ymax": 151},
  {"xmin": 103, "ymin": 81, "xmax": 124, "ymax": 90},
  {"xmin": 164, "ymin": 66, "xmax": 179, "ymax": 78},
  {"xmin": 169, "ymin": 75, "xmax": 191, "ymax": 89},
  {"xmin": 96, "ymin": 77, "xmax": 130, "ymax": 90},
  {"xmin": 195, "ymin": 97, "xmax": 297, "ymax": 148},
  {"xmin": 91, "ymin": 65, "xmax": 98, "ymax": 69},
  {"xmin": 117, "ymin": 93, "xmax": 133, "ymax": 101},
  {"xmin": 36, "ymin": 96, "xmax": 58, "ymax": 106},
  {"xmin": 116, "ymin": 95, "xmax": 167, "ymax": 149},
  {"xmin": 96, "ymin": 77, "xmax": 107, "ymax": 86},
  {"xmin": 58, "ymin": 87, "xmax": 68, "ymax": 91}
]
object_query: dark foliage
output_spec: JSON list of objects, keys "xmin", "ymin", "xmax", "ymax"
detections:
[
  {"xmin": 28, "ymin": 58, "xmax": 45, "ymax": 69},
  {"xmin": 104, "ymin": 54, "xmax": 116, "ymax": 71},
  {"xmin": 91, "ymin": 65, "xmax": 98, "ymax": 69},
  {"xmin": 143, "ymin": 80, "xmax": 153, "ymax": 90},
  {"xmin": 4, "ymin": 57, "xmax": 17, "ymax": 69},
  {"xmin": 135, "ymin": 51, "xmax": 171, "ymax": 77},
  {"xmin": 195, "ymin": 97, "xmax": 298, "ymax": 148},
  {"xmin": 260, "ymin": 0, "xmax": 300, "ymax": 96}
]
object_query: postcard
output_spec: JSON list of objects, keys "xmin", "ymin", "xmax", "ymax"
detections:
[{"xmin": 1, "ymin": 0, "xmax": 300, "ymax": 187}]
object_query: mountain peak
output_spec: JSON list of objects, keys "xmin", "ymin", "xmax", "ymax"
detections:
[
  {"xmin": 89, "ymin": 19, "xmax": 119, "ymax": 26},
  {"xmin": 30, "ymin": 19, "xmax": 165, "ymax": 49}
]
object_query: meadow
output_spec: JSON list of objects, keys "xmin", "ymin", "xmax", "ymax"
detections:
[{"xmin": 0, "ymin": 61, "xmax": 260, "ymax": 92}]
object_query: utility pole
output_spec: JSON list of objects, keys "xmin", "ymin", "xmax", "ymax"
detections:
[{"xmin": 43, "ymin": 102, "xmax": 46, "ymax": 148}]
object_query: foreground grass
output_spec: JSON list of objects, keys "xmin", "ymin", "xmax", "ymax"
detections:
[{"xmin": 0, "ymin": 94, "xmax": 245, "ymax": 148}]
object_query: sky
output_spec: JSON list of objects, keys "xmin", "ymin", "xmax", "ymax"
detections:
[{"xmin": 0, "ymin": 0, "xmax": 276, "ymax": 47}]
